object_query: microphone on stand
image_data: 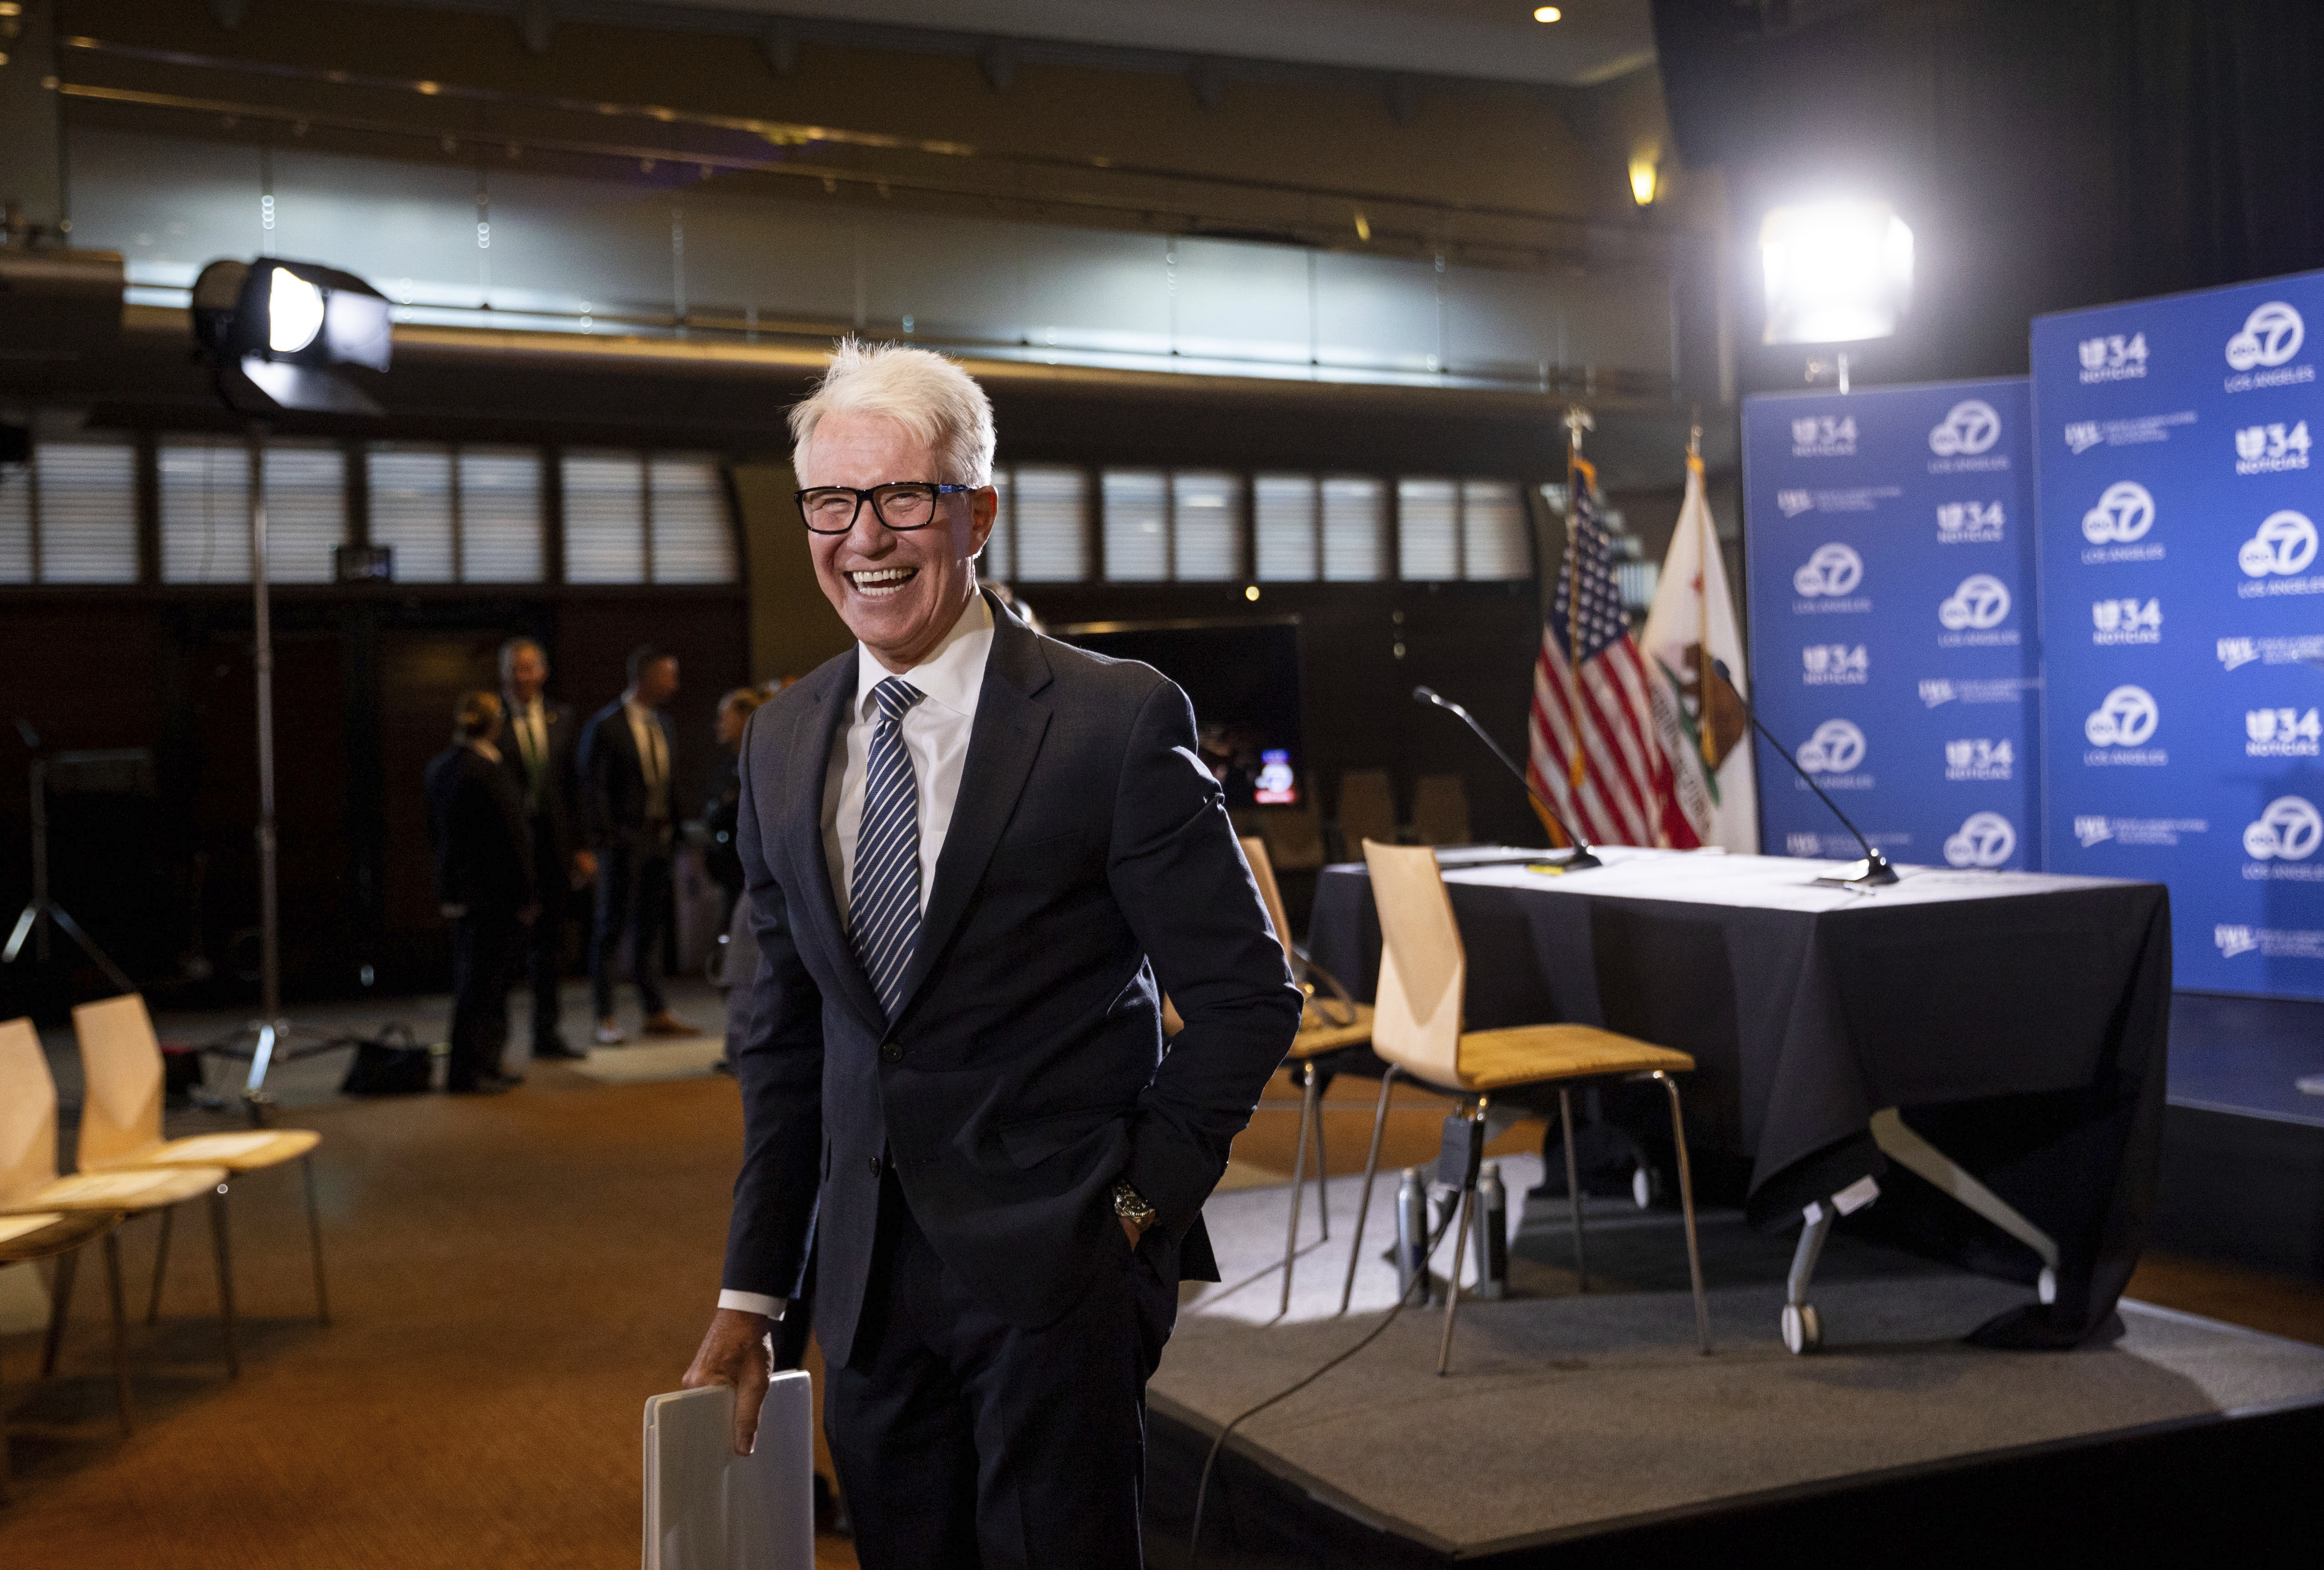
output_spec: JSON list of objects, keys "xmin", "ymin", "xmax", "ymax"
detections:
[
  {"xmin": 1411, "ymin": 686, "xmax": 1602, "ymax": 871},
  {"xmin": 1710, "ymin": 659, "xmax": 1897, "ymax": 889}
]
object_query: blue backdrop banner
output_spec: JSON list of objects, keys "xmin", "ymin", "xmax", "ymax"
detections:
[
  {"xmin": 2033, "ymin": 271, "xmax": 2324, "ymax": 1000},
  {"xmin": 1741, "ymin": 379, "xmax": 2041, "ymax": 875}
]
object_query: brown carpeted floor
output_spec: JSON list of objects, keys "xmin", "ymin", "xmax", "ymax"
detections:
[{"xmin": 4, "ymin": 1035, "xmax": 2318, "ymax": 1569}]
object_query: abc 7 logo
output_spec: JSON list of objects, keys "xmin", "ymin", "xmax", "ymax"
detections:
[
  {"xmin": 1943, "ymin": 811, "xmax": 2017, "ymax": 869},
  {"xmin": 2225, "ymin": 301, "xmax": 2304, "ymax": 371},
  {"xmin": 2081, "ymin": 481, "xmax": 2155, "ymax": 544},
  {"xmin": 1937, "ymin": 574, "xmax": 2011, "ymax": 630},
  {"xmin": 2238, "ymin": 510, "xmax": 2319, "ymax": 578},
  {"xmin": 1794, "ymin": 718, "xmax": 1866, "ymax": 775},
  {"xmin": 1792, "ymin": 543, "xmax": 1862, "ymax": 597},
  {"xmin": 2083, "ymin": 684, "xmax": 2159, "ymax": 748},
  {"xmin": 1927, "ymin": 400, "xmax": 2002, "ymax": 457},
  {"xmin": 2243, "ymin": 796, "xmax": 2322, "ymax": 862}
]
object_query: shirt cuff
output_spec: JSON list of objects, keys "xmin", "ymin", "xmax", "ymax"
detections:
[{"xmin": 717, "ymin": 1289, "xmax": 785, "ymax": 1319}]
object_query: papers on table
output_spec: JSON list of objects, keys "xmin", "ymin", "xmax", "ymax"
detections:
[{"xmin": 643, "ymin": 1372, "xmax": 815, "ymax": 1570}]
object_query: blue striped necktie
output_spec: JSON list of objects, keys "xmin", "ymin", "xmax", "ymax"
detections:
[{"xmin": 851, "ymin": 677, "xmax": 927, "ymax": 1020}]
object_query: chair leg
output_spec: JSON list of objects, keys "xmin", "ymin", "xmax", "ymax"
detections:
[
  {"xmin": 1657, "ymin": 1072, "xmax": 1712, "ymax": 1355},
  {"xmin": 1338, "ymin": 1064, "xmax": 1399, "ymax": 1316},
  {"xmin": 303, "ymin": 1153, "xmax": 332, "ymax": 1327},
  {"xmin": 1312, "ymin": 1072, "xmax": 1331, "ymax": 1243},
  {"xmin": 1279, "ymin": 1062, "xmax": 1320, "ymax": 1316},
  {"xmin": 1558, "ymin": 1087, "xmax": 1587, "ymax": 1293},
  {"xmin": 1436, "ymin": 1181, "xmax": 1475, "ymax": 1377},
  {"xmin": 146, "ymin": 1205, "xmax": 174, "ymax": 1325},
  {"xmin": 207, "ymin": 1185, "xmax": 241, "ymax": 1379},
  {"xmin": 102, "ymin": 1233, "xmax": 136, "ymax": 1436},
  {"xmin": 40, "ymin": 1246, "xmax": 78, "ymax": 1379}
]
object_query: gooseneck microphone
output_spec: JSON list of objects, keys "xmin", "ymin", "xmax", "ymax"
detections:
[
  {"xmin": 1411, "ymin": 686, "xmax": 1602, "ymax": 871},
  {"xmin": 1710, "ymin": 659, "xmax": 1897, "ymax": 888}
]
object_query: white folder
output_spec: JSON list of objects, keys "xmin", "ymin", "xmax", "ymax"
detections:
[{"xmin": 642, "ymin": 1374, "xmax": 816, "ymax": 1570}]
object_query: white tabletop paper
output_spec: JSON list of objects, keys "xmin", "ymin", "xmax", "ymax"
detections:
[{"xmin": 1430, "ymin": 845, "xmax": 2130, "ymax": 915}]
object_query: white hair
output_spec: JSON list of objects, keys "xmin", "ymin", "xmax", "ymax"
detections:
[{"xmin": 788, "ymin": 338, "xmax": 997, "ymax": 487}]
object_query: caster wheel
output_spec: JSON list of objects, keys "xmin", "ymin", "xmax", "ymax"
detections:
[
  {"xmin": 2037, "ymin": 1267, "xmax": 2057, "ymax": 1306},
  {"xmin": 1782, "ymin": 1302, "xmax": 1822, "ymax": 1355},
  {"xmin": 1632, "ymin": 1165, "xmax": 1653, "ymax": 1210}
]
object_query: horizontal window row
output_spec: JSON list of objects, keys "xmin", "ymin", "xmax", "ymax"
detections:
[
  {"xmin": 1, "ymin": 439, "xmax": 737, "ymax": 587},
  {"xmin": 976, "ymin": 468, "xmax": 1534, "ymax": 586}
]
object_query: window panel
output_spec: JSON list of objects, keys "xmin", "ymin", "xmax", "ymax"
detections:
[
  {"xmin": 457, "ymin": 448, "xmax": 545, "ymax": 583},
  {"xmin": 649, "ymin": 454, "xmax": 736, "ymax": 584},
  {"xmin": 982, "ymin": 469, "xmax": 1013, "ymax": 580},
  {"xmin": 368, "ymin": 444, "xmax": 456, "ymax": 584},
  {"xmin": 1460, "ymin": 479, "xmax": 1530, "ymax": 580},
  {"xmin": 1101, "ymin": 468, "xmax": 1168, "ymax": 582},
  {"xmin": 261, "ymin": 443, "xmax": 348, "ymax": 584},
  {"xmin": 0, "ymin": 459, "xmax": 28, "ymax": 583},
  {"xmin": 1171, "ymin": 470, "xmax": 1242, "ymax": 581},
  {"xmin": 1396, "ymin": 477, "xmax": 1459, "ymax": 581},
  {"xmin": 1014, "ymin": 464, "xmax": 1088, "ymax": 582},
  {"xmin": 562, "ymin": 451, "xmax": 647, "ymax": 584},
  {"xmin": 33, "ymin": 443, "xmax": 139, "ymax": 585},
  {"xmin": 1253, "ymin": 474, "xmax": 1317, "ymax": 582},
  {"xmin": 1320, "ymin": 475, "xmax": 1386, "ymax": 581},
  {"xmin": 160, "ymin": 438, "xmax": 253, "ymax": 583}
]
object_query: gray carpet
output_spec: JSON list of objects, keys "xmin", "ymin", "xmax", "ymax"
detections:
[{"xmin": 1153, "ymin": 1171, "xmax": 2324, "ymax": 1553}]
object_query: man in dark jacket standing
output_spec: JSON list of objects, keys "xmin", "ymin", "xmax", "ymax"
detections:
[
  {"xmin": 683, "ymin": 342, "xmax": 1298, "ymax": 1567},
  {"xmin": 425, "ymin": 691, "xmax": 537, "ymax": 1095},
  {"xmin": 497, "ymin": 636, "xmax": 593, "ymax": 1061},
  {"xmin": 579, "ymin": 644, "xmax": 694, "ymax": 1043}
]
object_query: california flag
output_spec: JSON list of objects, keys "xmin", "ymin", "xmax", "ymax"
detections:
[{"xmin": 1639, "ymin": 453, "xmax": 1758, "ymax": 851}]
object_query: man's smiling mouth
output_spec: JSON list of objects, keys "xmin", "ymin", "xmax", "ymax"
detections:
[{"xmin": 847, "ymin": 565, "xmax": 918, "ymax": 598}]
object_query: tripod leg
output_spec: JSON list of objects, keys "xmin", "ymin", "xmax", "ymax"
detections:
[
  {"xmin": 1, "ymin": 903, "xmax": 34, "ymax": 964},
  {"xmin": 48, "ymin": 906, "xmax": 134, "ymax": 995}
]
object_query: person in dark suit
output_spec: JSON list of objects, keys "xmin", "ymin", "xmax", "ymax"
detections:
[
  {"xmin": 683, "ymin": 342, "xmax": 1299, "ymax": 1567},
  {"xmin": 424, "ymin": 691, "xmax": 537, "ymax": 1096},
  {"xmin": 579, "ymin": 643, "xmax": 695, "ymax": 1044},
  {"xmin": 704, "ymin": 685, "xmax": 768, "ymax": 922},
  {"xmin": 497, "ymin": 637, "xmax": 594, "ymax": 1061}
]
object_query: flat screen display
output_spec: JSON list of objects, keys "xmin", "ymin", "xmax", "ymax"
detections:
[{"xmin": 1057, "ymin": 619, "xmax": 1306, "ymax": 810}]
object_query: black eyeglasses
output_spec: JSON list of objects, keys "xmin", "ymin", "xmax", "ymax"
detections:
[{"xmin": 794, "ymin": 482, "xmax": 978, "ymax": 534}]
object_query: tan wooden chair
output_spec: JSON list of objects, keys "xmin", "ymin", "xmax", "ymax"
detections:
[
  {"xmin": 1334, "ymin": 769, "xmax": 1399, "ymax": 857},
  {"xmin": 0, "ymin": 1016, "xmax": 232, "ymax": 1386},
  {"xmin": 1254, "ymin": 801, "xmax": 1328, "ymax": 873},
  {"xmin": 1238, "ymin": 836, "xmax": 1375, "ymax": 1315},
  {"xmin": 0, "ymin": 1209, "xmax": 134, "ymax": 1496},
  {"xmin": 1341, "ymin": 843, "xmax": 1710, "ymax": 1373},
  {"xmin": 1409, "ymin": 774, "xmax": 1472, "ymax": 847},
  {"xmin": 71, "ymin": 995, "xmax": 331, "ymax": 1355}
]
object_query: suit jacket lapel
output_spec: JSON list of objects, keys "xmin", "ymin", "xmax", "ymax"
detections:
[
  {"xmin": 783, "ymin": 656, "xmax": 888, "ymax": 1033},
  {"xmin": 889, "ymin": 599, "xmax": 1053, "ymax": 1022}
]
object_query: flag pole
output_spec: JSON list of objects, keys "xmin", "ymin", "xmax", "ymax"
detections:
[
  {"xmin": 1689, "ymin": 412, "xmax": 1717, "ymax": 770},
  {"xmin": 1561, "ymin": 406, "xmax": 1595, "ymax": 796}
]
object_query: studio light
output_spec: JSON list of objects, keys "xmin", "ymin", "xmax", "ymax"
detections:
[
  {"xmin": 1759, "ymin": 199, "xmax": 1914, "ymax": 346},
  {"xmin": 192, "ymin": 255, "xmax": 393, "ymax": 415}
]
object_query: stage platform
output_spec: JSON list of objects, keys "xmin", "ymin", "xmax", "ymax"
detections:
[
  {"xmin": 2157, "ymin": 992, "xmax": 2324, "ymax": 1279},
  {"xmin": 1147, "ymin": 1168, "xmax": 2324, "ymax": 1568}
]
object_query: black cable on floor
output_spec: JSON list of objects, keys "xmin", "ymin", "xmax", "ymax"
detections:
[{"xmin": 1183, "ymin": 1204, "xmax": 1462, "ymax": 1569}]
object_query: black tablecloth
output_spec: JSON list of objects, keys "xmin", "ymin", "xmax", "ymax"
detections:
[{"xmin": 1305, "ymin": 849, "xmax": 2172, "ymax": 1349}]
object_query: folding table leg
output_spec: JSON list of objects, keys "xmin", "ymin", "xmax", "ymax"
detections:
[
  {"xmin": 1337, "ymin": 1065, "xmax": 1400, "ymax": 1317},
  {"xmin": 1870, "ymin": 1108, "xmax": 2058, "ymax": 1305},
  {"xmin": 40, "ymin": 1247, "xmax": 77, "ymax": 1380},
  {"xmin": 208, "ymin": 1186, "xmax": 240, "ymax": 1379},
  {"xmin": 1784, "ymin": 1202, "xmax": 1832, "ymax": 1354}
]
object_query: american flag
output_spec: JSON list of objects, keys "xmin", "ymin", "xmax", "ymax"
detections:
[{"xmin": 1527, "ymin": 461, "xmax": 1679, "ymax": 847}]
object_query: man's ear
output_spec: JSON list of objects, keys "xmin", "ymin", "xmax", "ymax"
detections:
[{"xmin": 967, "ymin": 485, "xmax": 999, "ymax": 556}]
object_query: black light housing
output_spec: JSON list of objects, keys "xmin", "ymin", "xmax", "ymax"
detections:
[{"xmin": 192, "ymin": 257, "xmax": 393, "ymax": 415}]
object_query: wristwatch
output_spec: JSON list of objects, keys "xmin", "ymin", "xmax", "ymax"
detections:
[{"xmin": 1111, "ymin": 1180, "xmax": 1158, "ymax": 1234}]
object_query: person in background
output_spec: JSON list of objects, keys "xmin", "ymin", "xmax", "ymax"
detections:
[
  {"xmin": 580, "ymin": 644, "xmax": 695, "ymax": 1044},
  {"xmin": 704, "ymin": 686, "xmax": 768, "ymax": 923},
  {"xmin": 424, "ymin": 691, "xmax": 536, "ymax": 1096},
  {"xmin": 497, "ymin": 636, "xmax": 594, "ymax": 1062}
]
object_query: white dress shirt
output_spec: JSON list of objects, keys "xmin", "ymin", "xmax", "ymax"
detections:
[{"xmin": 718, "ymin": 592, "xmax": 994, "ymax": 1321}]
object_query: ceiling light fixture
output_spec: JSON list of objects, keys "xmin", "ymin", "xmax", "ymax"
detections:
[
  {"xmin": 1629, "ymin": 156, "xmax": 1659, "ymax": 208},
  {"xmin": 1534, "ymin": 6, "xmax": 1562, "ymax": 20}
]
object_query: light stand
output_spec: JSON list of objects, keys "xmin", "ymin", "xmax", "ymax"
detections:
[{"xmin": 2, "ymin": 721, "xmax": 135, "ymax": 994}]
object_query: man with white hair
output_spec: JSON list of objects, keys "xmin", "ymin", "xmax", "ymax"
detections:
[{"xmin": 684, "ymin": 340, "xmax": 1299, "ymax": 1565}]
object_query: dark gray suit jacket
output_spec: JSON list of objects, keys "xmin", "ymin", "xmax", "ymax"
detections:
[{"xmin": 721, "ymin": 592, "xmax": 1299, "ymax": 1363}]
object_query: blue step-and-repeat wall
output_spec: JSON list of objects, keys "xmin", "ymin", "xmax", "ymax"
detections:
[
  {"xmin": 1741, "ymin": 380, "xmax": 2043, "ymax": 874},
  {"xmin": 2032, "ymin": 273, "xmax": 2324, "ymax": 999}
]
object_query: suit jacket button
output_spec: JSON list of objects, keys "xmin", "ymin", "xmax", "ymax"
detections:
[
  {"xmin": 879, "ymin": 1040, "xmax": 903, "ymax": 1064},
  {"xmin": 868, "ymin": 1154, "xmax": 883, "ymax": 1178}
]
